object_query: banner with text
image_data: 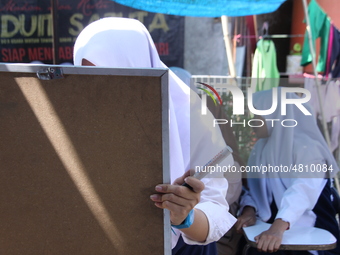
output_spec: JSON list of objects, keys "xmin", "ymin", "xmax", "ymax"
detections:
[{"xmin": 0, "ymin": 0, "xmax": 184, "ymax": 66}]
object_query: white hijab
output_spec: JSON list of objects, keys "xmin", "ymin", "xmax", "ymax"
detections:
[
  {"xmin": 247, "ymin": 87, "xmax": 339, "ymax": 223},
  {"xmin": 248, "ymin": 87, "xmax": 338, "ymax": 178},
  {"xmin": 73, "ymin": 18, "xmax": 235, "ymax": 247},
  {"xmin": 74, "ymin": 17, "xmax": 232, "ymax": 181}
]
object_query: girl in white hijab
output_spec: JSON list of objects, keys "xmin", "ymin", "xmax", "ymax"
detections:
[
  {"xmin": 73, "ymin": 17, "xmax": 236, "ymax": 254},
  {"xmin": 235, "ymin": 88, "xmax": 339, "ymax": 255}
]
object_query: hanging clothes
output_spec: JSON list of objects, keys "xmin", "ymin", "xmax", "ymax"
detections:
[
  {"xmin": 325, "ymin": 22, "xmax": 334, "ymax": 77},
  {"xmin": 304, "ymin": 76, "xmax": 327, "ymax": 117},
  {"xmin": 328, "ymin": 24, "xmax": 340, "ymax": 78},
  {"xmin": 301, "ymin": 0, "xmax": 330, "ymax": 73},
  {"xmin": 304, "ymin": 77, "xmax": 340, "ymax": 152},
  {"xmin": 323, "ymin": 80, "xmax": 340, "ymax": 151},
  {"xmin": 251, "ymin": 39, "xmax": 280, "ymax": 92}
]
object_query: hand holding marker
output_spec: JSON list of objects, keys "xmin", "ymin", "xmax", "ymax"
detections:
[{"xmin": 182, "ymin": 146, "xmax": 233, "ymax": 190}]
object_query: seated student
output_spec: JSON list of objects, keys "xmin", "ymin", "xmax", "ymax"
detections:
[
  {"xmin": 73, "ymin": 17, "xmax": 237, "ymax": 254},
  {"xmin": 235, "ymin": 87, "xmax": 340, "ymax": 254}
]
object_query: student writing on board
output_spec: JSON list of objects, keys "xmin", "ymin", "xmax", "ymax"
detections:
[{"xmin": 73, "ymin": 17, "xmax": 237, "ymax": 254}]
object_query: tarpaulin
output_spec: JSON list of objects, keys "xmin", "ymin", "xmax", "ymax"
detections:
[{"xmin": 112, "ymin": 0, "xmax": 287, "ymax": 17}]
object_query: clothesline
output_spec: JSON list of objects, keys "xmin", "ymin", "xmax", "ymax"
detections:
[{"xmin": 233, "ymin": 34, "xmax": 305, "ymax": 40}]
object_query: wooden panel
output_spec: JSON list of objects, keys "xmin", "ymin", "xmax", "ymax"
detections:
[{"xmin": 0, "ymin": 70, "xmax": 167, "ymax": 255}]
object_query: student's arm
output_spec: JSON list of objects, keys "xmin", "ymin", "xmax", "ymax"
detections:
[
  {"xmin": 150, "ymin": 170, "xmax": 209, "ymax": 241},
  {"xmin": 234, "ymin": 206, "xmax": 257, "ymax": 232},
  {"xmin": 252, "ymin": 177, "xmax": 326, "ymax": 253},
  {"xmin": 254, "ymin": 218, "xmax": 289, "ymax": 253},
  {"xmin": 235, "ymin": 187, "xmax": 258, "ymax": 232}
]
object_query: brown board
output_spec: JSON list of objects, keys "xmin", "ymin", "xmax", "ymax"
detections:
[{"xmin": 0, "ymin": 65, "xmax": 170, "ymax": 255}]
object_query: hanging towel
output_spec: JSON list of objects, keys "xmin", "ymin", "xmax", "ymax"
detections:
[{"xmin": 301, "ymin": 0, "xmax": 330, "ymax": 73}]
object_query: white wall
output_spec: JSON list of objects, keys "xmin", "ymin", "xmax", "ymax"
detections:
[{"xmin": 184, "ymin": 17, "xmax": 229, "ymax": 75}]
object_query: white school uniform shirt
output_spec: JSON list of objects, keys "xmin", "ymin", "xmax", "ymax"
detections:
[
  {"xmin": 240, "ymin": 88, "xmax": 339, "ymax": 228},
  {"xmin": 73, "ymin": 17, "xmax": 237, "ymax": 248}
]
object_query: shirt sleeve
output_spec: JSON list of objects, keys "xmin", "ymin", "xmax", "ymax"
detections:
[
  {"xmin": 239, "ymin": 188, "xmax": 258, "ymax": 215},
  {"xmin": 275, "ymin": 177, "xmax": 327, "ymax": 227},
  {"xmin": 181, "ymin": 177, "xmax": 237, "ymax": 245}
]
